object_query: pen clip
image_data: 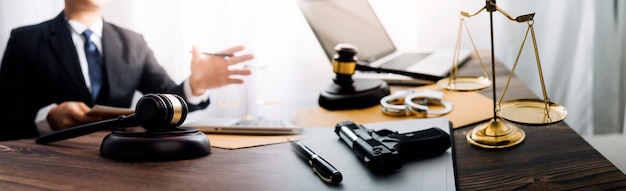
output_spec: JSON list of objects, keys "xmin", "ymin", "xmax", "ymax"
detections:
[{"xmin": 311, "ymin": 165, "xmax": 335, "ymax": 184}]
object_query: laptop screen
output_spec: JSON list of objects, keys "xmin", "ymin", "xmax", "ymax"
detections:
[{"xmin": 297, "ymin": 0, "xmax": 397, "ymax": 63}]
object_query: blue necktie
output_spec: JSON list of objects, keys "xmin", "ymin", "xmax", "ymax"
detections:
[{"xmin": 82, "ymin": 29, "xmax": 103, "ymax": 101}]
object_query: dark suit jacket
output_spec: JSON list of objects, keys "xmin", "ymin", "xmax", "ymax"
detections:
[{"xmin": 0, "ymin": 12, "xmax": 210, "ymax": 141}]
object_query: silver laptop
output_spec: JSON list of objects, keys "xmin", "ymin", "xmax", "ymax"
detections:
[
  {"xmin": 296, "ymin": 0, "xmax": 471, "ymax": 85},
  {"xmin": 184, "ymin": 114, "xmax": 303, "ymax": 135}
]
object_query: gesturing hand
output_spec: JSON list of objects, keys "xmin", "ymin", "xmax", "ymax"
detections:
[{"xmin": 188, "ymin": 45, "xmax": 254, "ymax": 96}]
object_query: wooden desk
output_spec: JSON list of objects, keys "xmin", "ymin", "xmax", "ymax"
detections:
[
  {"xmin": 453, "ymin": 53, "xmax": 626, "ymax": 190},
  {"xmin": 1, "ymin": 54, "xmax": 625, "ymax": 190}
]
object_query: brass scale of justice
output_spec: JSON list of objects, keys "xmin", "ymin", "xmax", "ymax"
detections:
[{"xmin": 436, "ymin": 0, "xmax": 568, "ymax": 148}]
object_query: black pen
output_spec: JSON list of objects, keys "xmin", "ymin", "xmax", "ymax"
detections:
[
  {"xmin": 290, "ymin": 139, "xmax": 343, "ymax": 184},
  {"xmin": 190, "ymin": 51, "xmax": 234, "ymax": 57}
]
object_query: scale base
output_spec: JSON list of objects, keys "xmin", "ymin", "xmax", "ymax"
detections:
[
  {"xmin": 100, "ymin": 126, "xmax": 211, "ymax": 161},
  {"xmin": 466, "ymin": 118, "xmax": 525, "ymax": 149},
  {"xmin": 319, "ymin": 79, "xmax": 390, "ymax": 110}
]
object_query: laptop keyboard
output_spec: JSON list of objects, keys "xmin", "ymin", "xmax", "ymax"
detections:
[
  {"xmin": 379, "ymin": 53, "xmax": 431, "ymax": 70},
  {"xmin": 234, "ymin": 119, "xmax": 286, "ymax": 127}
]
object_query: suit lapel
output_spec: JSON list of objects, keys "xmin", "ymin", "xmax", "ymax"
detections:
[
  {"xmin": 48, "ymin": 12, "xmax": 93, "ymax": 102},
  {"xmin": 102, "ymin": 22, "xmax": 126, "ymax": 99}
]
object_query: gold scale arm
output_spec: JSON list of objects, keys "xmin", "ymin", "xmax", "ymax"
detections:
[
  {"xmin": 444, "ymin": 1, "xmax": 535, "ymax": 92},
  {"xmin": 458, "ymin": 1, "xmax": 561, "ymax": 124},
  {"xmin": 490, "ymin": 4, "xmax": 563, "ymax": 124},
  {"xmin": 439, "ymin": 6, "xmax": 496, "ymax": 92},
  {"xmin": 461, "ymin": 0, "xmax": 567, "ymax": 149},
  {"xmin": 498, "ymin": 20, "xmax": 553, "ymax": 121}
]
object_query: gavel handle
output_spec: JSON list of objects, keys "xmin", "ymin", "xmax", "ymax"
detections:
[
  {"xmin": 355, "ymin": 64, "xmax": 443, "ymax": 82},
  {"xmin": 35, "ymin": 115, "xmax": 134, "ymax": 144}
]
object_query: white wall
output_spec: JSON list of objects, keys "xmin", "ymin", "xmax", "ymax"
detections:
[{"xmin": 0, "ymin": 0, "xmax": 64, "ymax": 57}]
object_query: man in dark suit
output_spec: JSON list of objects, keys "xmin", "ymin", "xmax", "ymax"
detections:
[{"xmin": 0, "ymin": 0, "xmax": 254, "ymax": 141}]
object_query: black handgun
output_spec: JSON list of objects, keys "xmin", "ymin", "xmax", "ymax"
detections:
[{"xmin": 334, "ymin": 120, "xmax": 452, "ymax": 172}]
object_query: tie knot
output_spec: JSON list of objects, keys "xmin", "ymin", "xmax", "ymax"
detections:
[{"xmin": 82, "ymin": 29, "xmax": 93, "ymax": 39}]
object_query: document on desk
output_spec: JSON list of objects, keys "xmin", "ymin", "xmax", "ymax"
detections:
[
  {"xmin": 87, "ymin": 105, "xmax": 134, "ymax": 117},
  {"xmin": 297, "ymin": 117, "xmax": 456, "ymax": 190}
]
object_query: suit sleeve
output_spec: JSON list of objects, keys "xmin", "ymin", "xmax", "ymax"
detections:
[
  {"xmin": 0, "ymin": 29, "xmax": 40, "ymax": 140},
  {"xmin": 131, "ymin": 34, "xmax": 210, "ymax": 112}
]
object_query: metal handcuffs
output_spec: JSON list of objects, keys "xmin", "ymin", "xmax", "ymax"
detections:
[{"xmin": 380, "ymin": 89, "xmax": 453, "ymax": 117}]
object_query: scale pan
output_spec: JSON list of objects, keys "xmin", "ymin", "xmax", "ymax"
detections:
[
  {"xmin": 437, "ymin": 76, "xmax": 491, "ymax": 92},
  {"xmin": 498, "ymin": 99, "xmax": 567, "ymax": 125}
]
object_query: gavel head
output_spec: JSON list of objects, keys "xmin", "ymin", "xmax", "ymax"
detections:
[
  {"xmin": 135, "ymin": 94, "xmax": 188, "ymax": 131},
  {"xmin": 332, "ymin": 43, "xmax": 359, "ymax": 85}
]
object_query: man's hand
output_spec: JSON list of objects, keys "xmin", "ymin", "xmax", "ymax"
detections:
[
  {"xmin": 47, "ymin": 102, "xmax": 103, "ymax": 130},
  {"xmin": 188, "ymin": 45, "xmax": 254, "ymax": 96}
]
